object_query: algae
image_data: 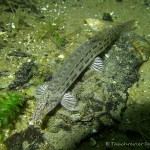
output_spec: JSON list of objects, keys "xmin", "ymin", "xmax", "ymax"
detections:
[
  {"xmin": 0, "ymin": 92, "xmax": 24, "ymax": 128},
  {"xmin": 0, "ymin": 91, "xmax": 25, "ymax": 142}
]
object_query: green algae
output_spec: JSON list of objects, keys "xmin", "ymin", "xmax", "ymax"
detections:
[
  {"xmin": 0, "ymin": 92, "xmax": 25, "ymax": 142},
  {"xmin": 0, "ymin": 92, "xmax": 24, "ymax": 129}
]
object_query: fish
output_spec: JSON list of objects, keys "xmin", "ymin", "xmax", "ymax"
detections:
[{"xmin": 30, "ymin": 20, "xmax": 135, "ymax": 125}]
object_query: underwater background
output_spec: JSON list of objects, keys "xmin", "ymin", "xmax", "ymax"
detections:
[{"xmin": 0, "ymin": 0, "xmax": 150, "ymax": 150}]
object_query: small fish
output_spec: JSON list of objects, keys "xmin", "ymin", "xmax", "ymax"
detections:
[{"xmin": 30, "ymin": 20, "xmax": 135, "ymax": 125}]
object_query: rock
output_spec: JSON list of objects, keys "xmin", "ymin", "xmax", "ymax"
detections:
[{"xmin": 102, "ymin": 13, "xmax": 113, "ymax": 22}]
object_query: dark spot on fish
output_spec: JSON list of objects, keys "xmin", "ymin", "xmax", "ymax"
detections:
[
  {"xmin": 65, "ymin": 81, "xmax": 70, "ymax": 89},
  {"xmin": 71, "ymin": 73, "xmax": 77, "ymax": 81},
  {"xmin": 79, "ymin": 66, "xmax": 83, "ymax": 72},
  {"xmin": 69, "ymin": 70, "xmax": 74, "ymax": 76},
  {"xmin": 85, "ymin": 58, "xmax": 90, "ymax": 64},
  {"xmin": 93, "ymin": 44, "xmax": 97, "ymax": 49},
  {"xmin": 98, "ymin": 41, "xmax": 102, "ymax": 46},
  {"xmin": 80, "ymin": 57, "xmax": 84, "ymax": 63}
]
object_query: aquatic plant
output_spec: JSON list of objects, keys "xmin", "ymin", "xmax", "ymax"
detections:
[
  {"xmin": 0, "ymin": 92, "xmax": 24, "ymax": 128},
  {"xmin": 55, "ymin": 36, "xmax": 66, "ymax": 47},
  {"xmin": 34, "ymin": 17, "xmax": 61, "ymax": 41}
]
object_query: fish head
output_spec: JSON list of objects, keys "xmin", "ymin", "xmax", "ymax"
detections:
[{"xmin": 29, "ymin": 90, "xmax": 62, "ymax": 125}]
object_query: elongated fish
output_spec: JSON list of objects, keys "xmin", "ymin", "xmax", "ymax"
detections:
[{"xmin": 30, "ymin": 20, "xmax": 135, "ymax": 124}]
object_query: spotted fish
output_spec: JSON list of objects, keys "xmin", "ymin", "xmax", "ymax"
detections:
[{"xmin": 30, "ymin": 20, "xmax": 135, "ymax": 124}]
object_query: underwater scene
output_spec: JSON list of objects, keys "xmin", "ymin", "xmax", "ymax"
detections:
[{"xmin": 0, "ymin": 0, "xmax": 150, "ymax": 150}]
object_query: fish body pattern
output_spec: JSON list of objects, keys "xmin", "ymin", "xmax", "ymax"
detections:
[{"xmin": 31, "ymin": 20, "xmax": 135, "ymax": 124}]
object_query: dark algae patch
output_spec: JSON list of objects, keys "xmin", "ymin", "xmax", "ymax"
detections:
[
  {"xmin": 8, "ymin": 61, "xmax": 37, "ymax": 90},
  {"xmin": 8, "ymin": 50, "xmax": 31, "ymax": 57},
  {"xmin": 4, "ymin": 126, "xmax": 44, "ymax": 150}
]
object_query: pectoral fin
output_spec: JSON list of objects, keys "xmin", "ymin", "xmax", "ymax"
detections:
[
  {"xmin": 90, "ymin": 57, "xmax": 103, "ymax": 72},
  {"xmin": 61, "ymin": 92, "xmax": 78, "ymax": 111},
  {"xmin": 36, "ymin": 84, "xmax": 48, "ymax": 99}
]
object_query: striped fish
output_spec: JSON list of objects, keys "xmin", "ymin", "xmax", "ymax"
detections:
[{"xmin": 30, "ymin": 20, "xmax": 135, "ymax": 124}]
